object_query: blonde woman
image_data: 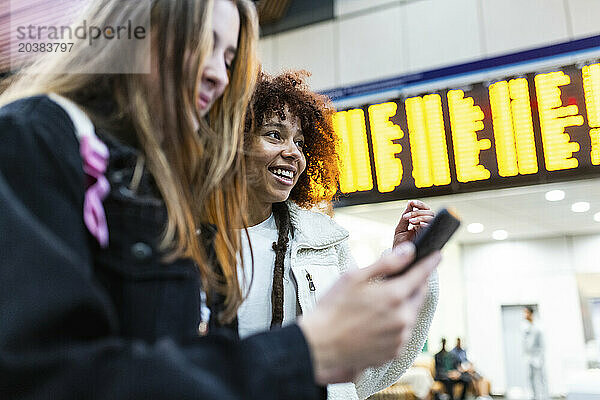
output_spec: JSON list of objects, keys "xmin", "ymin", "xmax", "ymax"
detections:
[{"xmin": 0, "ymin": 0, "xmax": 440, "ymax": 398}]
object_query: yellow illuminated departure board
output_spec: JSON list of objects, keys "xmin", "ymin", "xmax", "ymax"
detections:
[
  {"xmin": 583, "ymin": 64, "xmax": 600, "ymax": 165},
  {"xmin": 333, "ymin": 109, "xmax": 374, "ymax": 193},
  {"xmin": 333, "ymin": 63, "xmax": 600, "ymax": 206},
  {"xmin": 535, "ymin": 71, "xmax": 583, "ymax": 171},
  {"xmin": 489, "ymin": 79, "xmax": 538, "ymax": 177},
  {"xmin": 369, "ymin": 102, "xmax": 404, "ymax": 193},
  {"xmin": 406, "ymin": 94, "xmax": 451, "ymax": 188},
  {"xmin": 448, "ymin": 89, "xmax": 491, "ymax": 182}
]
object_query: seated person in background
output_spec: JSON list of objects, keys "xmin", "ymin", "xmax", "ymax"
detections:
[
  {"xmin": 435, "ymin": 338, "xmax": 469, "ymax": 400},
  {"xmin": 451, "ymin": 338, "xmax": 492, "ymax": 400},
  {"xmin": 450, "ymin": 338, "xmax": 468, "ymax": 365}
]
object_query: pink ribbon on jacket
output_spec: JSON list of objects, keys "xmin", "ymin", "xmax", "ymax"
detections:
[{"xmin": 79, "ymin": 135, "xmax": 110, "ymax": 248}]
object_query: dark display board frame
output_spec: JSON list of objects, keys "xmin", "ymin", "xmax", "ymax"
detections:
[{"xmin": 334, "ymin": 64, "xmax": 600, "ymax": 207}]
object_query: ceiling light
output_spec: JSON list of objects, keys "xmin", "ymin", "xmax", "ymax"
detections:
[
  {"xmin": 571, "ymin": 202, "xmax": 590, "ymax": 213},
  {"xmin": 492, "ymin": 230, "xmax": 508, "ymax": 240},
  {"xmin": 594, "ymin": 212, "xmax": 600, "ymax": 222},
  {"xmin": 545, "ymin": 190, "xmax": 565, "ymax": 201},
  {"xmin": 467, "ymin": 223, "xmax": 484, "ymax": 233}
]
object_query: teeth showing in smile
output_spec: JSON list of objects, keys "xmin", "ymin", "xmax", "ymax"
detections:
[{"xmin": 271, "ymin": 168, "xmax": 294, "ymax": 179}]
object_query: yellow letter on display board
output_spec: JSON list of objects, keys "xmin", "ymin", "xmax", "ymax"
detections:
[
  {"xmin": 448, "ymin": 89, "xmax": 491, "ymax": 183},
  {"xmin": 332, "ymin": 109, "xmax": 374, "ymax": 193},
  {"xmin": 368, "ymin": 102, "xmax": 403, "ymax": 193},
  {"xmin": 489, "ymin": 78, "xmax": 538, "ymax": 177},
  {"xmin": 590, "ymin": 129, "xmax": 600, "ymax": 166},
  {"xmin": 405, "ymin": 94, "xmax": 451, "ymax": 188},
  {"xmin": 534, "ymin": 71, "xmax": 583, "ymax": 171},
  {"xmin": 582, "ymin": 63, "xmax": 600, "ymax": 165}
]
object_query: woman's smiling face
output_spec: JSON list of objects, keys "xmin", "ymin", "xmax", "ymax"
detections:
[{"xmin": 245, "ymin": 107, "xmax": 307, "ymax": 206}]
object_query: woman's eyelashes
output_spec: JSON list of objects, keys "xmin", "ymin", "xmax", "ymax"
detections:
[
  {"xmin": 264, "ymin": 130, "xmax": 304, "ymax": 150},
  {"xmin": 213, "ymin": 34, "xmax": 235, "ymax": 72},
  {"xmin": 265, "ymin": 130, "xmax": 281, "ymax": 140},
  {"xmin": 225, "ymin": 55, "xmax": 235, "ymax": 71}
]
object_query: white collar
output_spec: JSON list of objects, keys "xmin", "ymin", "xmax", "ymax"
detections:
[{"xmin": 286, "ymin": 201, "xmax": 348, "ymax": 249}]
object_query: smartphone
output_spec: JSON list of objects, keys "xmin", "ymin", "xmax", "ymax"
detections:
[{"xmin": 388, "ymin": 207, "xmax": 461, "ymax": 278}]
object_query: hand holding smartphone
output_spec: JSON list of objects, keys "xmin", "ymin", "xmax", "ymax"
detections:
[{"xmin": 387, "ymin": 207, "xmax": 460, "ymax": 278}]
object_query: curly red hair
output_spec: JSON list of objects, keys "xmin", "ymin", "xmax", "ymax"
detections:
[{"xmin": 244, "ymin": 70, "xmax": 339, "ymax": 208}]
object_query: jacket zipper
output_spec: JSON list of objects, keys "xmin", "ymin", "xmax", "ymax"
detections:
[
  {"xmin": 291, "ymin": 239, "xmax": 345, "ymax": 313},
  {"xmin": 305, "ymin": 271, "xmax": 317, "ymax": 307},
  {"xmin": 305, "ymin": 272, "xmax": 316, "ymax": 292}
]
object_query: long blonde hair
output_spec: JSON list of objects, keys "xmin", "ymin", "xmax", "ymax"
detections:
[{"xmin": 1, "ymin": 0, "xmax": 259, "ymax": 323}]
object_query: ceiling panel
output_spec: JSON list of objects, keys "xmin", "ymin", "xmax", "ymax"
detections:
[{"xmin": 335, "ymin": 178, "xmax": 600, "ymax": 244}]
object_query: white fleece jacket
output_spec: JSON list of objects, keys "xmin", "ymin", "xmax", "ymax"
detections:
[{"xmin": 286, "ymin": 202, "xmax": 439, "ymax": 400}]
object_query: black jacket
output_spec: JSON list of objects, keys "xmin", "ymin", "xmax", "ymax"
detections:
[{"xmin": 0, "ymin": 96, "xmax": 323, "ymax": 399}]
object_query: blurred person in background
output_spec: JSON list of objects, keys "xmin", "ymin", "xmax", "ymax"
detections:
[
  {"xmin": 0, "ymin": 0, "xmax": 442, "ymax": 398},
  {"xmin": 450, "ymin": 338, "xmax": 467, "ymax": 364},
  {"xmin": 239, "ymin": 70, "xmax": 439, "ymax": 400},
  {"xmin": 450, "ymin": 338, "xmax": 492, "ymax": 400},
  {"xmin": 523, "ymin": 306, "xmax": 549, "ymax": 400},
  {"xmin": 434, "ymin": 338, "xmax": 469, "ymax": 400}
]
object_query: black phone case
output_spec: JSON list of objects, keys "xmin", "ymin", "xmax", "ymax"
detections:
[
  {"xmin": 413, "ymin": 208, "xmax": 461, "ymax": 262},
  {"xmin": 388, "ymin": 208, "xmax": 460, "ymax": 278}
]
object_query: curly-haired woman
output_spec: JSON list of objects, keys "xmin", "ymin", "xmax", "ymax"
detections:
[{"xmin": 238, "ymin": 71, "xmax": 439, "ymax": 400}]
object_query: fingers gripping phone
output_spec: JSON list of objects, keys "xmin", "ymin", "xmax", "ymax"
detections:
[{"xmin": 388, "ymin": 208, "xmax": 461, "ymax": 278}]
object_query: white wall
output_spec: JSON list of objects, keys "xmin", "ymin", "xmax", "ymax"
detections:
[
  {"xmin": 404, "ymin": 0, "xmax": 482, "ymax": 72},
  {"xmin": 480, "ymin": 0, "xmax": 570, "ymax": 56},
  {"xmin": 571, "ymin": 234, "xmax": 600, "ymax": 273},
  {"xmin": 338, "ymin": 4, "xmax": 407, "ymax": 86},
  {"xmin": 273, "ymin": 22, "xmax": 338, "ymax": 91},
  {"xmin": 461, "ymin": 236, "xmax": 591, "ymax": 396},
  {"xmin": 426, "ymin": 241, "xmax": 467, "ymax": 354},
  {"xmin": 333, "ymin": 212, "xmax": 394, "ymax": 267},
  {"xmin": 259, "ymin": 0, "xmax": 600, "ymax": 92}
]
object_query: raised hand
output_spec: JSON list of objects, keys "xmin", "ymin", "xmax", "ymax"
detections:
[{"xmin": 393, "ymin": 200, "xmax": 434, "ymax": 248}]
